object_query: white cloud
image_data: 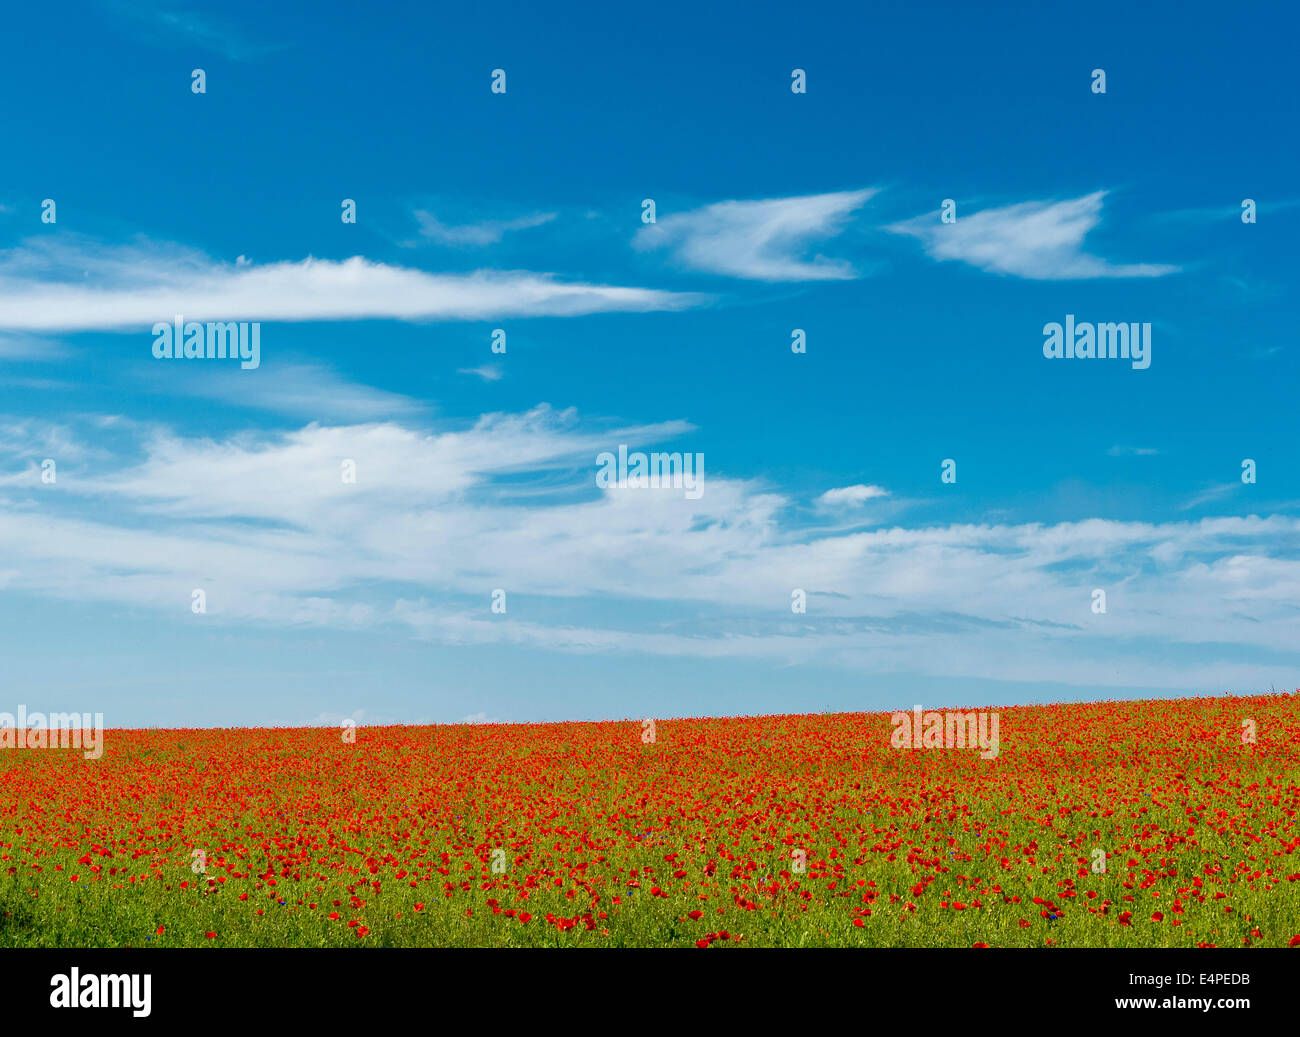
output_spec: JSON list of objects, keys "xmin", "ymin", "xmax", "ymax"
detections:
[
  {"xmin": 307, "ymin": 707, "xmax": 412, "ymax": 727},
  {"xmin": 816, "ymin": 484, "xmax": 889, "ymax": 508},
  {"xmin": 1181, "ymin": 483, "xmax": 1239, "ymax": 510},
  {"xmin": 888, "ymin": 191, "xmax": 1178, "ymax": 279},
  {"xmin": 0, "ymin": 419, "xmax": 94, "ymax": 463},
  {"xmin": 458, "ymin": 712, "xmax": 502, "ymax": 724},
  {"xmin": 0, "ymin": 333, "xmax": 59, "ymax": 359},
  {"xmin": 309, "ymin": 708, "xmax": 368, "ymax": 727},
  {"xmin": 1, "ymin": 404, "xmax": 1298, "ymax": 696},
  {"xmin": 415, "ymin": 210, "xmax": 556, "ymax": 246},
  {"xmin": 634, "ymin": 189, "xmax": 877, "ymax": 281},
  {"xmin": 0, "ymin": 236, "xmax": 701, "ymax": 331},
  {"xmin": 459, "ymin": 365, "xmax": 504, "ymax": 382},
  {"xmin": 1108, "ymin": 445, "xmax": 1160, "ymax": 457},
  {"xmin": 1152, "ymin": 198, "xmax": 1300, "ymax": 224},
  {"xmin": 154, "ymin": 361, "xmax": 425, "ymax": 421},
  {"xmin": 110, "ymin": 2, "xmax": 283, "ymax": 62}
]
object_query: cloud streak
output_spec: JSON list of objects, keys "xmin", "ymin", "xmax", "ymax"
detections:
[
  {"xmin": 0, "ymin": 237, "xmax": 702, "ymax": 331},
  {"xmin": 635, "ymin": 189, "xmax": 877, "ymax": 281},
  {"xmin": 107, "ymin": 1, "xmax": 284, "ymax": 61},
  {"xmin": 415, "ymin": 210, "xmax": 557, "ymax": 246},
  {"xmin": 153, "ymin": 361, "xmax": 426, "ymax": 421},
  {"xmin": 816, "ymin": 484, "xmax": 890, "ymax": 508},
  {"xmin": 888, "ymin": 192, "xmax": 1178, "ymax": 280},
  {"xmin": 2, "ymin": 405, "xmax": 1296, "ymax": 694}
]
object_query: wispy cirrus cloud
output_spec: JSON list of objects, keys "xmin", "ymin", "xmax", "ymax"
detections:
[
  {"xmin": 1108, "ymin": 445, "xmax": 1161, "ymax": 457},
  {"xmin": 106, "ymin": 1, "xmax": 284, "ymax": 61},
  {"xmin": 0, "ymin": 332, "xmax": 61, "ymax": 359},
  {"xmin": 153, "ymin": 360, "xmax": 426, "ymax": 421},
  {"xmin": 1182, "ymin": 483, "xmax": 1240, "ymax": 510},
  {"xmin": 816, "ymin": 484, "xmax": 890, "ymax": 508},
  {"xmin": 0, "ymin": 419, "xmax": 94, "ymax": 463},
  {"xmin": 414, "ymin": 209, "xmax": 557, "ymax": 246},
  {"xmin": 888, "ymin": 191, "xmax": 1178, "ymax": 280},
  {"xmin": 459, "ymin": 365, "xmax": 504, "ymax": 382},
  {"xmin": 1151, "ymin": 198, "xmax": 1300, "ymax": 224},
  {"xmin": 458, "ymin": 712, "xmax": 503, "ymax": 725},
  {"xmin": 0, "ymin": 236, "xmax": 702, "ymax": 331},
  {"xmin": 1, "ymin": 403, "xmax": 1297, "ymax": 693},
  {"xmin": 635, "ymin": 189, "xmax": 878, "ymax": 281}
]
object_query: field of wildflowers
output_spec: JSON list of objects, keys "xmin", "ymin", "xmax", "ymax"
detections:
[{"xmin": 2, "ymin": 694, "xmax": 1297, "ymax": 948}]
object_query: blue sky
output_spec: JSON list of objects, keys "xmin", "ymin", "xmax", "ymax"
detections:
[{"xmin": 1, "ymin": 0, "xmax": 1297, "ymax": 726}]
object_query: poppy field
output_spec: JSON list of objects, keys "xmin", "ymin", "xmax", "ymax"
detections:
[{"xmin": 2, "ymin": 693, "xmax": 1298, "ymax": 948}]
